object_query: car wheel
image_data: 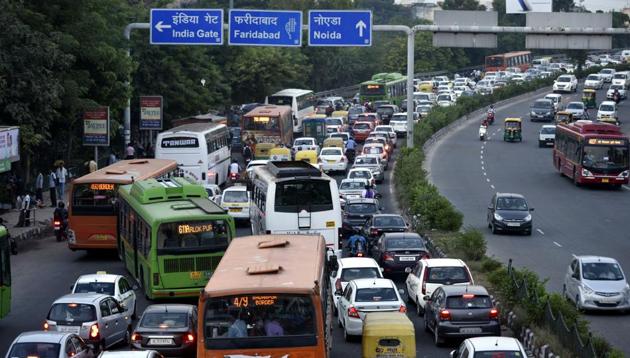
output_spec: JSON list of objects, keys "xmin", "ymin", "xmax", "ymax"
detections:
[
  {"xmin": 575, "ymin": 295, "xmax": 583, "ymax": 312},
  {"xmin": 433, "ymin": 325, "xmax": 444, "ymax": 346},
  {"xmin": 416, "ymin": 298, "xmax": 424, "ymax": 316},
  {"xmin": 491, "ymin": 223, "xmax": 498, "ymax": 234}
]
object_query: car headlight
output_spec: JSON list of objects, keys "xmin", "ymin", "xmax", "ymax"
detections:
[
  {"xmin": 582, "ymin": 168, "xmax": 594, "ymax": 177},
  {"xmin": 624, "ymin": 284, "xmax": 630, "ymax": 296},
  {"xmin": 524, "ymin": 214, "xmax": 532, "ymax": 221},
  {"xmin": 582, "ymin": 285, "xmax": 594, "ymax": 295},
  {"xmin": 494, "ymin": 213, "xmax": 503, "ymax": 221},
  {"xmin": 530, "ymin": 111, "xmax": 536, "ymax": 115},
  {"xmin": 546, "ymin": 112, "xmax": 551, "ymax": 115},
  {"xmin": 618, "ymin": 170, "xmax": 629, "ymax": 178}
]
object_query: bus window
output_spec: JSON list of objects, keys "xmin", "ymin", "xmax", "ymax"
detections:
[
  {"xmin": 71, "ymin": 183, "xmax": 117, "ymax": 215},
  {"xmin": 268, "ymin": 96, "xmax": 292, "ymax": 106},
  {"xmin": 274, "ymin": 180, "xmax": 332, "ymax": 212},
  {"xmin": 157, "ymin": 220, "xmax": 231, "ymax": 253}
]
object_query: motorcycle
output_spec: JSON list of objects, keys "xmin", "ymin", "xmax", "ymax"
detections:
[
  {"xmin": 345, "ymin": 148, "xmax": 356, "ymax": 164},
  {"xmin": 486, "ymin": 111, "xmax": 495, "ymax": 125},
  {"xmin": 351, "ymin": 240, "xmax": 368, "ymax": 257},
  {"xmin": 613, "ymin": 92, "xmax": 621, "ymax": 105},
  {"xmin": 479, "ymin": 125, "xmax": 487, "ymax": 141},
  {"xmin": 229, "ymin": 171, "xmax": 240, "ymax": 184},
  {"xmin": 53, "ymin": 214, "xmax": 68, "ymax": 242}
]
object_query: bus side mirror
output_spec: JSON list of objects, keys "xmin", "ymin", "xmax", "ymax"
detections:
[{"xmin": 328, "ymin": 254, "xmax": 339, "ymax": 272}]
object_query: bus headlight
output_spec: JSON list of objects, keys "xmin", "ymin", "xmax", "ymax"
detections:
[
  {"xmin": 581, "ymin": 168, "xmax": 594, "ymax": 177},
  {"xmin": 618, "ymin": 170, "xmax": 629, "ymax": 178}
]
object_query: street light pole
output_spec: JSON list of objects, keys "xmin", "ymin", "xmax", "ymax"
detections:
[{"xmin": 123, "ymin": 23, "xmax": 150, "ymax": 152}]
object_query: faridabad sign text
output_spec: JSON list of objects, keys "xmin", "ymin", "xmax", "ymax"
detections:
[{"xmin": 83, "ymin": 107, "xmax": 110, "ymax": 146}]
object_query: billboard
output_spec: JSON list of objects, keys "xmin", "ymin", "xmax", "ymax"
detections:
[
  {"xmin": 506, "ymin": 0, "xmax": 552, "ymax": 14},
  {"xmin": 0, "ymin": 127, "xmax": 19, "ymax": 173},
  {"xmin": 83, "ymin": 107, "xmax": 110, "ymax": 146},
  {"xmin": 139, "ymin": 95, "xmax": 163, "ymax": 130}
]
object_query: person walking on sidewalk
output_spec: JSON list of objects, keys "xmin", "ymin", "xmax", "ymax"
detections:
[
  {"xmin": 125, "ymin": 142, "xmax": 135, "ymax": 159},
  {"xmin": 16, "ymin": 191, "xmax": 31, "ymax": 227},
  {"xmin": 56, "ymin": 163, "xmax": 68, "ymax": 202},
  {"xmin": 35, "ymin": 171, "xmax": 44, "ymax": 207},
  {"xmin": 48, "ymin": 168, "xmax": 57, "ymax": 207}
]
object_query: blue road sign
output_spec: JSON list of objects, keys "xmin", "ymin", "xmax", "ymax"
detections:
[
  {"xmin": 150, "ymin": 8, "xmax": 223, "ymax": 45},
  {"xmin": 229, "ymin": 9, "xmax": 302, "ymax": 47},
  {"xmin": 308, "ymin": 10, "xmax": 372, "ymax": 46}
]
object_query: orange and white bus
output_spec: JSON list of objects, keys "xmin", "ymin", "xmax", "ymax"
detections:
[
  {"xmin": 485, "ymin": 51, "xmax": 532, "ymax": 73},
  {"xmin": 198, "ymin": 234, "xmax": 333, "ymax": 358},
  {"xmin": 68, "ymin": 159, "xmax": 178, "ymax": 251}
]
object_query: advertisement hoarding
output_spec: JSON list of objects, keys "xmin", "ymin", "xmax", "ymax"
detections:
[
  {"xmin": 140, "ymin": 96, "xmax": 163, "ymax": 130},
  {"xmin": 0, "ymin": 127, "xmax": 20, "ymax": 173},
  {"xmin": 83, "ymin": 107, "xmax": 110, "ymax": 146}
]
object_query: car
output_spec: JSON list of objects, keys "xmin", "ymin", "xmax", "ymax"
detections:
[
  {"xmin": 367, "ymin": 131, "xmax": 395, "ymax": 151},
  {"xmin": 98, "ymin": 352, "xmax": 163, "ymax": 358},
  {"xmin": 341, "ymin": 198, "xmax": 382, "ymax": 237},
  {"xmin": 291, "ymin": 137, "xmax": 319, "ymax": 155},
  {"xmin": 606, "ymin": 84, "xmax": 627, "ymax": 100},
  {"xmin": 130, "ymin": 304, "xmax": 197, "ymax": 357},
  {"xmin": 44, "ymin": 293, "xmax": 132, "ymax": 352},
  {"xmin": 329, "ymin": 257, "xmax": 384, "ymax": 315},
  {"xmin": 373, "ymin": 125, "xmax": 397, "ymax": 147},
  {"xmin": 376, "ymin": 105, "xmax": 399, "ymax": 124},
  {"xmin": 565, "ymin": 101, "xmax": 587, "ymax": 120},
  {"xmin": 424, "ymin": 285, "xmax": 501, "ymax": 346},
  {"xmin": 544, "ymin": 93, "xmax": 563, "ymax": 112},
  {"xmin": 360, "ymin": 214, "xmax": 408, "ymax": 245},
  {"xmin": 538, "ymin": 125, "xmax": 556, "ymax": 148},
  {"xmin": 351, "ymin": 155, "xmax": 384, "ymax": 183},
  {"xmin": 450, "ymin": 336, "xmax": 528, "ymax": 357},
  {"xmin": 553, "ymin": 74, "xmax": 578, "ymax": 93},
  {"xmin": 564, "ymin": 255, "xmax": 630, "ymax": 312},
  {"xmin": 337, "ymin": 278, "xmax": 406, "ymax": 341},
  {"xmin": 339, "ymin": 178, "xmax": 371, "ymax": 202},
  {"xmin": 205, "ymin": 184, "xmax": 222, "ymax": 204},
  {"xmin": 328, "ymin": 131, "xmax": 351, "ymax": 146},
  {"xmin": 416, "ymin": 104, "xmax": 432, "ymax": 117},
  {"xmin": 584, "ymin": 74, "xmax": 604, "ymax": 89},
  {"xmin": 487, "ymin": 193, "xmax": 533, "ymax": 235},
  {"xmin": 436, "ymin": 93, "xmax": 455, "ymax": 107},
  {"xmin": 348, "ymin": 105, "xmax": 364, "ymax": 125},
  {"xmin": 325, "ymin": 116, "xmax": 345, "ymax": 133},
  {"xmin": 71, "ymin": 272, "xmax": 137, "ymax": 319},
  {"xmin": 5, "ymin": 331, "xmax": 94, "ymax": 358},
  {"xmin": 597, "ymin": 101, "xmax": 618, "ymax": 123},
  {"xmin": 356, "ymin": 113, "xmax": 381, "ymax": 126},
  {"xmin": 347, "ymin": 167, "xmax": 376, "ymax": 186},
  {"xmin": 405, "ymin": 258, "xmax": 474, "ymax": 315},
  {"xmin": 452, "ymin": 86, "xmax": 467, "ymax": 97},
  {"xmin": 219, "ymin": 184, "xmax": 250, "ymax": 222},
  {"xmin": 318, "ymin": 146, "xmax": 347, "ymax": 173},
  {"xmin": 362, "ymin": 143, "xmax": 389, "ymax": 169},
  {"xmin": 371, "ymin": 232, "xmax": 430, "ymax": 275},
  {"xmin": 389, "ymin": 114, "xmax": 409, "ymax": 137},
  {"xmin": 612, "ymin": 71, "xmax": 630, "ymax": 89},
  {"xmin": 529, "ymin": 99, "xmax": 555, "ymax": 122},
  {"xmin": 599, "ymin": 67, "xmax": 616, "ymax": 82},
  {"xmin": 364, "ymin": 136, "xmax": 392, "ymax": 156},
  {"xmin": 352, "ymin": 121, "xmax": 374, "ymax": 142},
  {"xmin": 245, "ymin": 159, "xmax": 268, "ymax": 179}
]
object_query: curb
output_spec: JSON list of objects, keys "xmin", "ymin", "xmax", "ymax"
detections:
[{"xmin": 13, "ymin": 220, "xmax": 54, "ymax": 243}]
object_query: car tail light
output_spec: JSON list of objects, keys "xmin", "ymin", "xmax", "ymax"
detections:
[
  {"xmin": 462, "ymin": 294, "xmax": 475, "ymax": 299},
  {"xmin": 370, "ymin": 228, "xmax": 379, "ymax": 236},
  {"xmin": 43, "ymin": 321, "xmax": 49, "ymax": 331},
  {"xmin": 131, "ymin": 332, "xmax": 142, "ymax": 342},
  {"xmin": 348, "ymin": 306, "xmax": 360, "ymax": 318},
  {"xmin": 341, "ymin": 156, "xmax": 347, "ymax": 162},
  {"xmin": 439, "ymin": 309, "xmax": 451, "ymax": 321},
  {"xmin": 421, "ymin": 267, "xmax": 428, "ymax": 294},
  {"xmin": 489, "ymin": 308, "xmax": 499, "ymax": 320},
  {"xmin": 398, "ymin": 305, "xmax": 407, "ymax": 313},
  {"xmin": 383, "ymin": 252, "xmax": 395, "ymax": 262},
  {"xmin": 53, "ymin": 221, "xmax": 61, "ymax": 227},
  {"xmin": 335, "ymin": 279, "xmax": 342, "ymax": 291},
  {"xmin": 89, "ymin": 323, "xmax": 100, "ymax": 339},
  {"xmin": 184, "ymin": 332, "xmax": 195, "ymax": 344}
]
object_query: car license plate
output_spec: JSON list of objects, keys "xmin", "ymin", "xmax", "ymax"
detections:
[
  {"xmin": 459, "ymin": 327, "xmax": 482, "ymax": 334},
  {"xmin": 602, "ymin": 178, "xmax": 609, "ymax": 183},
  {"xmin": 507, "ymin": 223, "xmax": 520, "ymax": 227},
  {"xmin": 328, "ymin": 160, "xmax": 336, "ymax": 163},
  {"xmin": 398, "ymin": 256, "xmax": 416, "ymax": 261},
  {"xmin": 599, "ymin": 297, "xmax": 618, "ymax": 304},
  {"xmin": 57, "ymin": 325, "xmax": 80, "ymax": 334},
  {"xmin": 148, "ymin": 338, "xmax": 175, "ymax": 346},
  {"xmin": 229, "ymin": 208, "xmax": 242, "ymax": 212}
]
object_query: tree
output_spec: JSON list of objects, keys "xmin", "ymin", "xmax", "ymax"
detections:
[
  {"xmin": 553, "ymin": 0, "xmax": 575, "ymax": 12},
  {"xmin": 441, "ymin": 0, "xmax": 486, "ymax": 10}
]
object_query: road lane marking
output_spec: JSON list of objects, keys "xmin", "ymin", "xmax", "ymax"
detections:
[
  {"xmin": 490, "ymin": 184, "xmax": 495, "ymax": 189},
  {"xmin": 481, "ymin": 166, "xmax": 485, "ymax": 170},
  {"xmin": 536, "ymin": 228, "xmax": 545, "ymax": 235},
  {"xmin": 623, "ymin": 185, "xmax": 630, "ymax": 191},
  {"xmin": 481, "ymin": 160, "xmax": 484, "ymax": 165},
  {"xmin": 553, "ymin": 241, "xmax": 562, "ymax": 247},
  {"xmin": 483, "ymin": 172, "xmax": 487, "ymax": 176},
  {"xmin": 486, "ymin": 178, "xmax": 490, "ymax": 182},
  {"xmin": 480, "ymin": 155, "xmax": 483, "ymax": 159}
]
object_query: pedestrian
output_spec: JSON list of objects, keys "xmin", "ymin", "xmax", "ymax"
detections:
[
  {"xmin": 243, "ymin": 144, "xmax": 253, "ymax": 164},
  {"xmin": 35, "ymin": 171, "xmax": 44, "ymax": 207},
  {"xmin": 48, "ymin": 168, "xmax": 57, "ymax": 207},
  {"xmin": 125, "ymin": 142, "xmax": 135, "ymax": 159},
  {"xmin": 108, "ymin": 151, "xmax": 118, "ymax": 166},
  {"xmin": 86, "ymin": 160, "xmax": 97, "ymax": 173},
  {"xmin": 56, "ymin": 162, "xmax": 67, "ymax": 203},
  {"xmin": 16, "ymin": 191, "xmax": 31, "ymax": 227}
]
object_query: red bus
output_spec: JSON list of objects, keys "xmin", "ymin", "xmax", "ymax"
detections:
[
  {"xmin": 553, "ymin": 121, "xmax": 629, "ymax": 187},
  {"xmin": 485, "ymin": 51, "xmax": 532, "ymax": 73}
]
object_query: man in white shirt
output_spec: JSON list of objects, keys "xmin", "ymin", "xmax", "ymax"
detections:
[
  {"xmin": 56, "ymin": 164, "xmax": 68, "ymax": 202},
  {"xmin": 229, "ymin": 160, "xmax": 240, "ymax": 176}
]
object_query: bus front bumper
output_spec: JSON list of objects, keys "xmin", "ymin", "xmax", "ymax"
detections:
[{"xmin": 151, "ymin": 287, "xmax": 205, "ymax": 299}]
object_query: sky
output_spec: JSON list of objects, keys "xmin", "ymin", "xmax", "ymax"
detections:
[{"xmin": 581, "ymin": 0, "xmax": 629, "ymax": 11}]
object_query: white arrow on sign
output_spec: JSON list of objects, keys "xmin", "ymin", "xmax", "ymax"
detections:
[
  {"xmin": 155, "ymin": 21, "xmax": 172, "ymax": 32},
  {"xmin": 355, "ymin": 20, "xmax": 366, "ymax": 37}
]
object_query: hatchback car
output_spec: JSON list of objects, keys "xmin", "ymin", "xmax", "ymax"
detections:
[
  {"xmin": 347, "ymin": 167, "xmax": 376, "ymax": 186},
  {"xmin": 205, "ymin": 184, "xmax": 222, "ymax": 204},
  {"xmin": 338, "ymin": 178, "xmax": 371, "ymax": 202},
  {"xmin": 352, "ymin": 121, "xmax": 375, "ymax": 142},
  {"xmin": 219, "ymin": 185, "xmax": 250, "ymax": 222},
  {"xmin": 450, "ymin": 337, "xmax": 528, "ymax": 358},
  {"xmin": 318, "ymin": 147, "xmax": 347, "ymax": 173},
  {"xmin": 362, "ymin": 144, "xmax": 389, "ymax": 169},
  {"xmin": 361, "ymin": 214, "xmax": 408, "ymax": 245},
  {"xmin": 342, "ymin": 198, "xmax": 382, "ymax": 237},
  {"xmin": 405, "ymin": 258, "xmax": 474, "ymax": 315},
  {"xmin": 553, "ymin": 74, "xmax": 577, "ymax": 92},
  {"xmin": 131, "ymin": 304, "xmax": 197, "ymax": 357},
  {"xmin": 597, "ymin": 101, "xmax": 618, "ymax": 123},
  {"xmin": 599, "ymin": 67, "xmax": 616, "ymax": 82},
  {"xmin": 5, "ymin": 331, "xmax": 94, "ymax": 358},
  {"xmin": 292, "ymin": 137, "xmax": 319, "ymax": 155},
  {"xmin": 45, "ymin": 293, "xmax": 132, "ymax": 352},
  {"xmin": 584, "ymin": 74, "xmax": 604, "ymax": 89},
  {"xmin": 371, "ymin": 233, "xmax": 430, "ymax": 275},
  {"xmin": 563, "ymin": 255, "xmax": 630, "ymax": 312},
  {"xmin": 71, "ymin": 272, "xmax": 137, "ymax": 320},
  {"xmin": 487, "ymin": 193, "xmax": 534, "ymax": 235},
  {"xmin": 337, "ymin": 278, "xmax": 406, "ymax": 341},
  {"xmin": 424, "ymin": 285, "xmax": 501, "ymax": 346},
  {"xmin": 373, "ymin": 125, "xmax": 397, "ymax": 146},
  {"xmin": 329, "ymin": 257, "xmax": 384, "ymax": 315},
  {"xmin": 351, "ymin": 156, "xmax": 384, "ymax": 183},
  {"xmin": 529, "ymin": 99, "xmax": 555, "ymax": 122}
]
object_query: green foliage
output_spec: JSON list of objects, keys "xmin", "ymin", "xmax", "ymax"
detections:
[
  {"xmin": 452, "ymin": 229, "xmax": 486, "ymax": 261},
  {"xmin": 409, "ymin": 183, "xmax": 463, "ymax": 231},
  {"xmin": 480, "ymin": 256, "xmax": 503, "ymax": 273}
]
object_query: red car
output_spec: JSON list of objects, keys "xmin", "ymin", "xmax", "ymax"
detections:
[{"xmin": 352, "ymin": 121, "xmax": 374, "ymax": 142}]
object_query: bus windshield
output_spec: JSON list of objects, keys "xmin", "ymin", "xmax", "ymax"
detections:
[
  {"xmin": 71, "ymin": 183, "xmax": 117, "ymax": 215},
  {"xmin": 361, "ymin": 84, "xmax": 384, "ymax": 95},
  {"xmin": 274, "ymin": 179, "xmax": 333, "ymax": 213},
  {"xmin": 158, "ymin": 219, "xmax": 231, "ymax": 254},
  {"xmin": 582, "ymin": 145, "xmax": 629, "ymax": 170},
  {"xmin": 267, "ymin": 96, "xmax": 292, "ymax": 106},
  {"xmin": 243, "ymin": 116, "xmax": 280, "ymax": 131},
  {"xmin": 204, "ymin": 294, "xmax": 316, "ymax": 350}
]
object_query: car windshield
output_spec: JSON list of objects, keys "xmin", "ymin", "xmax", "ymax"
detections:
[
  {"xmin": 377, "ymin": 107, "xmax": 394, "ymax": 115},
  {"xmin": 331, "ymin": 133, "xmax": 348, "ymax": 141},
  {"xmin": 437, "ymin": 95, "xmax": 451, "ymax": 101},
  {"xmin": 74, "ymin": 282, "xmax": 115, "ymax": 295},
  {"xmin": 582, "ymin": 144, "xmax": 629, "ymax": 170},
  {"xmin": 364, "ymin": 146, "xmax": 383, "ymax": 155},
  {"xmin": 540, "ymin": 127, "xmax": 556, "ymax": 135},
  {"xmin": 349, "ymin": 170, "xmax": 371, "ymax": 179},
  {"xmin": 294, "ymin": 139, "xmax": 313, "ymax": 146},
  {"xmin": 223, "ymin": 190, "xmax": 248, "ymax": 203},
  {"xmin": 533, "ymin": 100, "xmax": 552, "ymax": 108},
  {"xmin": 140, "ymin": 312, "xmax": 189, "ymax": 328},
  {"xmin": 326, "ymin": 118, "xmax": 342, "ymax": 126},
  {"xmin": 346, "ymin": 203, "xmax": 377, "ymax": 214},
  {"xmin": 354, "ymin": 123, "xmax": 370, "ymax": 130},
  {"xmin": 600, "ymin": 104, "xmax": 615, "ymax": 111},
  {"xmin": 340, "ymin": 267, "xmax": 381, "ymax": 282},
  {"xmin": 614, "ymin": 74, "xmax": 626, "ymax": 79},
  {"xmin": 321, "ymin": 148, "xmax": 341, "ymax": 156},
  {"xmin": 157, "ymin": 219, "xmax": 231, "ymax": 253},
  {"xmin": 48, "ymin": 303, "xmax": 97, "ymax": 324},
  {"xmin": 446, "ymin": 295, "xmax": 492, "ymax": 309},
  {"xmin": 587, "ymin": 75, "xmax": 599, "ymax": 80},
  {"xmin": 340, "ymin": 181, "xmax": 365, "ymax": 190},
  {"xmin": 427, "ymin": 267, "xmax": 471, "ymax": 284},
  {"xmin": 355, "ymin": 287, "xmax": 398, "ymax": 302},
  {"xmin": 392, "ymin": 115, "xmax": 406, "ymax": 122},
  {"xmin": 386, "ymin": 238, "xmax": 424, "ymax": 249},
  {"xmin": 9, "ymin": 343, "xmax": 61, "ymax": 358},
  {"xmin": 349, "ymin": 107, "xmax": 363, "ymax": 115},
  {"xmin": 601, "ymin": 69, "xmax": 614, "ymax": 74},
  {"xmin": 496, "ymin": 197, "xmax": 528, "ymax": 211},
  {"xmin": 582, "ymin": 262, "xmax": 625, "ymax": 281},
  {"xmin": 473, "ymin": 351, "xmax": 524, "ymax": 358},
  {"xmin": 567, "ymin": 102, "xmax": 583, "ymax": 110},
  {"xmin": 611, "ymin": 85, "xmax": 623, "ymax": 90},
  {"xmin": 557, "ymin": 77, "xmax": 571, "ymax": 82},
  {"xmin": 373, "ymin": 216, "xmax": 405, "ymax": 227}
]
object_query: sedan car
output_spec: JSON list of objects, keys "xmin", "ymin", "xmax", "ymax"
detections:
[
  {"xmin": 373, "ymin": 125, "xmax": 397, "ymax": 147},
  {"xmin": 131, "ymin": 304, "xmax": 197, "ymax": 357},
  {"xmin": 318, "ymin": 147, "xmax": 347, "ymax": 173},
  {"xmin": 337, "ymin": 278, "xmax": 406, "ymax": 341},
  {"xmin": 450, "ymin": 337, "xmax": 528, "ymax": 358},
  {"xmin": 564, "ymin": 255, "xmax": 630, "ymax": 312},
  {"xmin": 347, "ymin": 167, "xmax": 376, "ymax": 186},
  {"xmin": 529, "ymin": 99, "xmax": 555, "ymax": 122},
  {"xmin": 339, "ymin": 178, "xmax": 370, "ymax": 203},
  {"xmin": 584, "ymin": 74, "xmax": 604, "ymax": 89},
  {"xmin": 352, "ymin": 121, "xmax": 375, "ymax": 142},
  {"xmin": 553, "ymin": 74, "xmax": 578, "ymax": 93},
  {"xmin": 487, "ymin": 192, "xmax": 534, "ymax": 235},
  {"xmin": 352, "ymin": 156, "xmax": 384, "ymax": 183},
  {"xmin": 361, "ymin": 214, "xmax": 408, "ymax": 245},
  {"xmin": 341, "ymin": 198, "xmax": 382, "ymax": 237},
  {"xmin": 606, "ymin": 84, "xmax": 627, "ymax": 100},
  {"xmin": 71, "ymin": 272, "xmax": 137, "ymax": 319},
  {"xmin": 599, "ymin": 68, "xmax": 616, "ymax": 82},
  {"xmin": 424, "ymin": 285, "xmax": 501, "ymax": 346},
  {"xmin": 371, "ymin": 233, "xmax": 430, "ymax": 275},
  {"xmin": 565, "ymin": 101, "xmax": 587, "ymax": 120},
  {"xmin": 329, "ymin": 257, "xmax": 383, "ymax": 315},
  {"xmin": 5, "ymin": 331, "xmax": 94, "ymax": 358}
]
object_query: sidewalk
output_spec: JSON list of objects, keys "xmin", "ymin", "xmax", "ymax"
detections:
[{"xmin": 0, "ymin": 195, "xmax": 62, "ymax": 244}]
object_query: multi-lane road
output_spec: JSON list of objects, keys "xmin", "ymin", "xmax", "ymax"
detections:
[{"xmin": 429, "ymin": 82, "xmax": 630, "ymax": 353}]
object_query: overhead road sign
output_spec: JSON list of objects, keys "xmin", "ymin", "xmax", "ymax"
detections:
[
  {"xmin": 150, "ymin": 8, "xmax": 223, "ymax": 45},
  {"xmin": 308, "ymin": 10, "xmax": 372, "ymax": 46},
  {"xmin": 433, "ymin": 11, "xmax": 497, "ymax": 48},
  {"xmin": 526, "ymin": 13, "xmax": 612, "ymax": 50},
  {"xmin": 228, "ymin": 9, "xmax": 302, "ymax": 47},
  {"xmin": 506, "ymin": 0, "xmax": 551, "ymax": 14}
]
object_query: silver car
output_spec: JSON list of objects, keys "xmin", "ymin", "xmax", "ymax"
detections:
[
  {"xmin": 5, "ymin": 331, "xmax": 94, "ymax": 358},
  {"xmin": 352, "ymin": 155, "xmax": 384, "ymax": 183},
  {"xmin": 45, "ymin": 293, "xmax": 132, "ymax": 352},
  {"xmin": 564, "ymin": 101, "xmax": 587, "ymax": 120}
]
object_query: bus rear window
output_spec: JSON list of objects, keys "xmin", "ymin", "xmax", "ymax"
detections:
[
  {"xmin": 486, "ymin": 57, "xmax": 503, "ymax": 67},
  {"xmin": 274, "ymin": 180, "xmax": 333, "ymax": 213},
  {"xmin": 361, "ymin": 84, "xmax": 385, "ymax": 95},
  {"xmin": 267, "ymin": 96, "xmax": 292, "ymax": 106},
  {"xmin": 243, "ymin": 116, "xmax": 280, "ymax": 131},
  {"xmin": 204, "ymin": 294, "xmax": 316, "ymax": 350},
  {"xmin": 71, "ymin": 183, "xmax": 117, "ymax": 216},
  {"xmin": 158, "ymin": 219, "xmax": 231, "ymax": 254}
]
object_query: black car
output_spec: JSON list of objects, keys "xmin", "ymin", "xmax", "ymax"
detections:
[
  {"xmin": 131, "ymin": 304, "xmax": 197, "ymax": 357},
  {"xmin": 424, "ymin": 285, "xmax": 501, "ymax": 346},
  {"xmin": 341, "ymin": 198, "xmax": 382, "ymax": 237},
  {"xmin": 376, "ymin": 105, "xmax": 398, "ymax": 125},
  {"xmin": 371, "ymin": 233, "xmax": 430, "ymax": 275},
  {"xmin": 487, "ymin": 193, "xmax": 534, "ymax": 235},
  {"xmin": 529, "ymin": 98, "xmax": 555, "ymax": 122},
  {"xmin": 361, "ymin": 214, "xmax": 408, "ymax": 246}
]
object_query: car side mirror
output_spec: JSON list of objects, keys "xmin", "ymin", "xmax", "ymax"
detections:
[{"xmin": 423, "ymin": 295, "xmax": 431, "ymax": 301}]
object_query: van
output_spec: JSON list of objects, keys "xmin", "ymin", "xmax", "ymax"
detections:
[
  {"xmin": 621, "ymin": 50, "xmax": 630, "ymax": 63},
  {"xmin": 612, "ymin": 71, "xmax": 630, "ymax": 89}
]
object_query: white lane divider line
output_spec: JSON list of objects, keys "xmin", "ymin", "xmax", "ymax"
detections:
[
  {"xmin": 536, "ymin": 228, "xmax": 545, "ymax": 235},
  {"xmin": 481, "ymin": 160, "xmax": 484, "ymax": 165},
  {"xmin": 481, "ymin": 166, "xmax": 485, "ymax": 171},
  {"xmin": 486, "ymin": 178, "xmax": 490, "ymax": 182},
  {"xmin": 490, "ymin": 184, "xmax": 495, "ymax": 189},
  {"xmin": 623, "ymin": 185, "xmax": 630, "ymax": 191},
  {"xmin": 480, "ymin": 155, "xmax": 483, "ymax": 159},
  {"xmin": 553, "ymin": 241, "xmax": 562, "ymax": 247},
  {"xmin": 483, "ymin": 172, "xmax": 487, "ymax": 176}
]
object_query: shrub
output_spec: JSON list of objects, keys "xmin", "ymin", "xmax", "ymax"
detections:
[
  {"xmin": 480, "ymin": 256, "xmax": 503, "ymax": 273},
  {"xmin": 409, "ymin": 183, "xmax": 462, "ymax": 231},
  {"xmin": 452, "ymin": 229, "xmax": 486, "ymax": 261}
]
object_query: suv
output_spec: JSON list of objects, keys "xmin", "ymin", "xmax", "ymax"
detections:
[
  {"xmin": 552, "ymin": 74, "xmax": 578, "ymax": 93},
  {"xmin": 376, "ymin": 105, "xmax": 399, "ymax": 125},
  {"xmin": 405, "ymin": 258, "xmax": 474, "ymax": 315},
  {"xmin": 329, "ymin": 257, "xmax": 383, "ymax": 314},
  {"xmin": 45, "ymin": 293, "xmax": 132, "ymax": 352},
  {"xmin": 71, "ymin": 272, "xmax": 137, "ymax": 319},
  {"xmin": 487, "ymin": 193, "xmax": 534, "ymax": 235},
  {"xmin": 219, "ymin": 185, "xmax": 250, "ymax": 222}
]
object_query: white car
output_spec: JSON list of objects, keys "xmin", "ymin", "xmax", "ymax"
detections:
[
  {"xmin": 337, "ymin": 278, "xmax": 406, "ymax": 340},
  {"xmin": 584, "ymin": 74, "xmax": 604, "ymax": 89},
  {"xmin": 450, "ymin": 337, "xmax": 528, "ymax": 358},
  {"xmin": 405, "ymin": 258, "xmax": 473, "ymax": 315},
  {"xmin": 373, "ymin": 125, "xmax": 397, "ymax": 146},
  {"xmin": 436, "ymin": 93, "xmax": 455, "ymax": 107},
  {"xmin": 330, "ymin": 257, "xmax": 383, "ymax": 315},
  {"xmin": 318, "ymin": 147, "xmax": 347, "ymax": 173},
  {"xmin": 564, "ymin": 255, "xmax": 630, "ymax": 312},
  {"xmin": 607, "ymin": 84, "xmax": 627, "ymax": 100},
  {"xmin": 325, "ymin": 116, "xmax": 345, "ymax": 133},
  {"xmin": 544, "ymin": 93, "xmax": 563, "ymax": 112},
  {"xmin": 245, "ymin": 159, "xmax": 268, "ymax": 178},
  {"xmin": 597, "ymin": 101, "xmax": 618, "ymax": 122},
  {"xmin": 219, "ymin": 185, "xmax": 250, "ymax": 221},
  {"xmin": 5, "ymin": 331, "xmax": 94, "ymax": 358},
  {"xmin": 292, "ymin": 137, "xmax": 319, "ymax": 155},
  {"xmin": 389, "ymin": 113, "xmax": 408, "ymax": 137},
  {"xmin": 612, "ymin": 71, "xmax": 630, "ymax": 89},
  {"xmin": 452, "ymin": 86, "xmax": 467, "ymax": 97},
  {"xmin": 347, "ymin": 167, "xmax": 375, "ymax": 186},
  {"xmin": 338, "ymin": 178, "xmax": 370, "ymax": 202},
  {"xmin": 565, "ymin": 101, "xmax": 587, "ymax": 120},
  {"xmin": 71, "ymin": 272, "xmax": 137, "ymax": 319},
  {"xmin": 599, "ymin": 68, "xmax": 616, "ymax": 82},
  {"xmin": 553, "ymin": 74, "xmax": 578, "ymax": 93},
  {"xmin": 205, "ymin": 184, "xmax": 222, "ymax": 204},
  {"xmin": 538, "ymin": 125, "xmax": 556, "ymax": 148}
]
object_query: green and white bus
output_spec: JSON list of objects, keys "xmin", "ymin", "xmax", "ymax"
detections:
[
  {"xmin": 359, "ymin": 72, "xmax": 407, "ymax": 106},
  {"xmin": 117, "ymin": 177, "xmax": 235, "ymax": 299},
  {"xmin": 0, "ymin": 226, "xmax": 10, "ymax": 319}
]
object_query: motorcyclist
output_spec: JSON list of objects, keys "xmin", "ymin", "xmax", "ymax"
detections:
[
  {"xmin": 53, "ymin": 201, "xmax": 69, "ymax": 241},
  {"xmin": 613, "ymin": 88, "xmax": 621, "ymax": 104},
  {"xmin": 345, "ymin": 137, "xmax": 357, "ymax": 162},
  {"xmin": 242, "ymin": 145, "xmax": 253, "ymax": 164},
  {"xmin": 347, "ymin": 231, "xmax": 368, "ymax": 256},
  {"xmin": 229, "ymin": 160, "xmax": 240, "ymax": 175},
  {"xmin": 362, "ymin": 185, "xmax": 376, "ymax": 199}
]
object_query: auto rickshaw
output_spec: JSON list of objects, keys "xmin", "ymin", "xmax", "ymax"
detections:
[
  {"xmin": 294, "ymin": 149, "xmax": 318, "ymax": 165},
  {"xmin": 253, "ymin": 143, "xmax": 275, "ymax": 159},
  {"xmin": 323, "ymin": 137, "xmax": 345, "ymax": 150},
  {"xmin": 362, "ymin": 312, "xmax": 415, "ymax": 358},
  {"xmin": 268, "ymin": 146, "xmax": 291, "ymax": 161},
  {"xmin": 555, "ymin": 111, "xmax": 573, "ymax": 124},
  {"xmin": 582, "ymin": 89, "xmax": 597, "ymax": 109},
  {"xmin": 332, "ymin": 110, "xmax": 349, "ymax": 124},
  {"xmin": 503, "ymin": 117, "xmax": 522, "ymax": 142}
]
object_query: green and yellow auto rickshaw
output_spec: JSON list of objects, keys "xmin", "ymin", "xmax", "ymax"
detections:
[
  {"xmin": 555, "ymin": 111, "xmax": 573, "ymax": 124},
  {"xmin": 503, "ymin": 117, "xmax": 522, "ymax": 142},
  {"xmin": 582, "ymin": 89, "xmax": 597, "ymax": 109}
]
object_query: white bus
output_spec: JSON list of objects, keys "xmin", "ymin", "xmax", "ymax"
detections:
[
  {"xmin": 266, "ymin": 88, "xmax": 315, "ymax": 133},
  {"xmin": 155, "ymin": 123, "xmax": 231, "ymax": 187},
  {"xmin": 250, "ymin": 161, "xmax": 342, "ymax": 254}
]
